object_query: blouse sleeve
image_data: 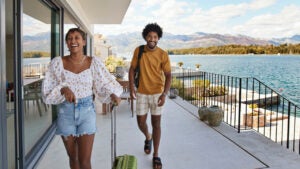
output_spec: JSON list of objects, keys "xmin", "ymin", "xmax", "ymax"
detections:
[
  {"xmin": 42, "ymin": 57, "xmax": 69, "ymax": 105},
  {"xmin": 91, "ymin": 57, "xmax": 123, "ymax": 103}
]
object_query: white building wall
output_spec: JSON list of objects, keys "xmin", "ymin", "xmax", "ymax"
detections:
[{"xmin": 94, "ymin": 34, "xmax": 111, "ymax": 62}]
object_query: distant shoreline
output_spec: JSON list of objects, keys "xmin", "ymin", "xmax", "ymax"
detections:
[
  {"xmin": 167, "ymin": 43, "xmax": 300, "ymax": 55},
  {"xmin": 169, "ymin": 54, "xmax": 300, "ymax": 56}
]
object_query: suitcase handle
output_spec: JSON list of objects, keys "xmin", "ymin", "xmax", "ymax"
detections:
[{"xmin": 111, "ymin": 103, "xmax": 117, "ymax": 168}]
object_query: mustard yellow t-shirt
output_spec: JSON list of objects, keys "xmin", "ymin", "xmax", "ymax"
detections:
[{"xmin": 131, "ymin": 45, "xmax": 171, "ymax": 95}]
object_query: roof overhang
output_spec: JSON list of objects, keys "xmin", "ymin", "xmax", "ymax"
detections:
[
  {"xmin": 6, "ymin": 0, "xmax": 130, "ymax": 35},
  {"xmin": 60, "ymin": 0, "xmax": 131, "ymax": 34}
]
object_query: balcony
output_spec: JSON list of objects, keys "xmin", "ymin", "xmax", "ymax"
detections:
[{"xmin": 36, "ymin": 97, "xmax": 300, "ymax": 169}]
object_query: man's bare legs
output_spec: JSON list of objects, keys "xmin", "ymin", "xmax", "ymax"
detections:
[
  {"xmin": 151, "ymin": 115, "xmax": 161, "ymax": 157},
  {"xmin": 137, "ymin": 114, "xmax": 152, "ymax": 154},
  {"xmin": 137, "ymin": 114, "xmax": 161, "ymax": 157}
]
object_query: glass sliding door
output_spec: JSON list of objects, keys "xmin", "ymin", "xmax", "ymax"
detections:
[
  {"xmin": 2, "ymin": 0, "xmax": 61, "ymax": 168},
  {"xmin": 22, "ymin": 0, "xmax": 59, "ymax": 157}
]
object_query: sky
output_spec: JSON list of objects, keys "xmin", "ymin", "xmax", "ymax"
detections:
[{"xmin": 94, "ymin": 0, "xmax": 300, "ymax": 39}]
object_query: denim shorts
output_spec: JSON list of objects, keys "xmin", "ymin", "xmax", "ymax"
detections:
[{"xmin": 56, "ymin": 95, "xmax": 97, "ymax": 137}]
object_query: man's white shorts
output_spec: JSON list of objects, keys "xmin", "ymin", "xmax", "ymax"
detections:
[{"xmin": 136, "ymin": 93, "xmax": 163, "ymax": 116}]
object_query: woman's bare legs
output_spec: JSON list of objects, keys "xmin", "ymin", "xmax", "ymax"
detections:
[
  {"xmin": 77, "ymin": 134, "xmax": 95, "ymax": 169},
  {"xmin": 62, "ymin": 135, "xmax": 79, "ymax": 169},
  {"xmin": 62, "ymin": 134, "xmax": 95, "ymax": 169}
]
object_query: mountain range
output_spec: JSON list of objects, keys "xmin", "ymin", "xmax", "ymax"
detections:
[
  {"xmin": 104, "ymin": 32, "xmax": 300, "ymax": 55},
  {"xmin": 23, "ymin": 32, "xmax": 300, "ymax": 55}
]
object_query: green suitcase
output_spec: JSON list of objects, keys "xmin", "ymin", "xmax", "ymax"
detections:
[
  {"xmin": 112, "ymin": 154, "xmax": 137, "ymax": 169},
  {"xmin": 111, "ymin": 105, "xmax": 137, "ymax": 169}
]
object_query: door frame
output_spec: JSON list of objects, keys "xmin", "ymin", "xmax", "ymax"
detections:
[{"xmin": 0, "ymin": 0, "xmax": 8, "ymax": 167}]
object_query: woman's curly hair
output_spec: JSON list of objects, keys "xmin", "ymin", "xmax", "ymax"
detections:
[{"xmin": 142, "ymin": 23, "xmax": 163, "ymax": 40}]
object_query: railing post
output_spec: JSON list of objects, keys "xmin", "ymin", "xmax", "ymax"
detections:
[
  {"xmin": 287, "ymin": 102, "xmax": 291, "ymax": 149},
  {"xmin": 203, "ymin": 72, "xmax": 206, "ymax": 106},
  {"xmin": 182, "ymin": 68, "xmax": 185, "ymax": 100},
  {"xmin": 238, "ymin": 78, "xmax": 242, "ymax": 133}
]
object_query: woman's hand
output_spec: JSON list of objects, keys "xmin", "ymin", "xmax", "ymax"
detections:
[
  {"xmin": 110, "ymin": 93, "xmax": 121, "ymax": 106},
  {"xmin": 61, "ymin": 87, "xmax": 76, "ymax": 103}
]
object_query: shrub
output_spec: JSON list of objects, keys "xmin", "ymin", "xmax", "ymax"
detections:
[
  {"xmin": 193, "ymin": 79, "xmax": 210, "ymax": 88},
  {"xmin": 105, "ymin": 55, "xmax": 125, "ymax": 72},
  {"xmin": 208, "ymin": 86, "xmax": 228, "ymax": 96},
  {"xmin": 171, "ymin": 77, "xmax": 182, "ymax": 89},
  {"xmin": 248, "ymin": 103, "xmax": 258, "ymax": 109}
]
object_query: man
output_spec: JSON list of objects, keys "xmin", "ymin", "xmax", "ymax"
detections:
[{"xmin": 129, "ymin": 23, "xmax": 171, "ymax": 169}]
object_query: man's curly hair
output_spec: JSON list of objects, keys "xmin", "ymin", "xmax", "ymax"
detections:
[{"xmin": 142, "ymin": 23, "xmax": 163, "ymax": 40}]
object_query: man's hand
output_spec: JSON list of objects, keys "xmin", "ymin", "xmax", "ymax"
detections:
[
  {"xmin": 128, "ymin": 66, "xmax": 136, "ymax": 100},
  {"xmin": 130, "ymin": 89, "xmax": 137, "ymax": 100},
  {"xmin": 157, "ymin": 93, "xmax": 167, "ymax": 107}
]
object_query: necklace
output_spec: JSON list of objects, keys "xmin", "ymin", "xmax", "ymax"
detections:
[{"xmin": 69, "ymin": 55, "xmax": 86, "ymax": 65}]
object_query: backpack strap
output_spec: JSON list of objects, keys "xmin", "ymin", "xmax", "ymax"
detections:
[
  {"xmin": 134, "ymin": 45, "xmax": 144, "ymax": 89},
  {"xmin": 137, "ymin": 45, "xmax": 144, "ymax": 65}
]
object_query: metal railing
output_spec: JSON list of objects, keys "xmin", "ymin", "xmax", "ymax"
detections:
[{"xmin": 172, "ymin": 68, "xmax": 300, "ymax": 155}]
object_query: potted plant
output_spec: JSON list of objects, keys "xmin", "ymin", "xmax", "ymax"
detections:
[
  {"xmin": 198, "ymin": 105, "xmax": 224, "ymax": 126},
  {"xmin": 177, "ymin": 61, "xmax": 184, "ymax": 68},
  {"xmin": 207, "ymin": 105, "xmax": 224, "ymax": 126},
  {"xmin": 198, "ymin": 106, "xmax": 209, "ymax": 121},
  {"xmin": 195, "ymin": 63, "xmax": 201, "ymax": 70}
]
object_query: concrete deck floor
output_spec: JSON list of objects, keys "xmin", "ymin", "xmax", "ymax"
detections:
[{"xmin": 36, "ymin": 97, "xmax": 300, "ymax": 169}]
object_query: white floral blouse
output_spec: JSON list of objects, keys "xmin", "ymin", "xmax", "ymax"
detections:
[{"xmin": 42, "ymin": 56, "xmax": 123, "ymax": 105}]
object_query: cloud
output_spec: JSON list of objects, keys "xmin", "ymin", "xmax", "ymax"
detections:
[
  {"xmin": 197, "ymin": 0, "xmax": 276, "ymax": 22},
  {"xmin": 249, "ymin": 0, "xmax": 277, "ymax": 10},
  {"xmin": 94, "ymin": 0, "xmax": 300, "ymax": 39},
  {"xmin": 233, "ymin": 5, "xmax": 300, "ymax": 38}
]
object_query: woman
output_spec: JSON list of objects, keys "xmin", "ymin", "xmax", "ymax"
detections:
[{"xmin": 42, "ymin": 28, "xmax": 122, "ymax": 169}]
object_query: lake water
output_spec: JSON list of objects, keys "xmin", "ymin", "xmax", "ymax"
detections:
[
  {"xmin": 170, "ymin": 54, "xmax": 300, "ymax": 106},
  {"xmin": 24, "ymin": 55, "xmax": 300, "ymax": 106}
]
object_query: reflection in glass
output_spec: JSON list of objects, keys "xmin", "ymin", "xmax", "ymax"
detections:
[
  {"xmin": 64, "ymin": 12, "xmax": 77, "ymax": 55},
  {"xmin": 6, "ymin": 0, "xmax": 16, "ymax": 168},
  {"xmin": 23, "ymin": 0, "xmax": 53, "ymax": 155}
]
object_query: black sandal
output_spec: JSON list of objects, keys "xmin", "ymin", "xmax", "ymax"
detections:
[
  {"xmin": 153, "ymin": 157, "xmax": 162, "ymax": 169},
  {"xmin": 144, "ymin": 138, "xmax": 152, "ymax": 154}
]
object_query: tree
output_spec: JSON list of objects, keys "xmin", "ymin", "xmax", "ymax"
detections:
[{"xmin": 178, "ymin": 61, "xmax": 184, "ymax": 68}]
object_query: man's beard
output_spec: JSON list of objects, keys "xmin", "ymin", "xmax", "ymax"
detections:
[{"xmin": 147, "ymin": 41, "xmax": 157, "ymax": 49}]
